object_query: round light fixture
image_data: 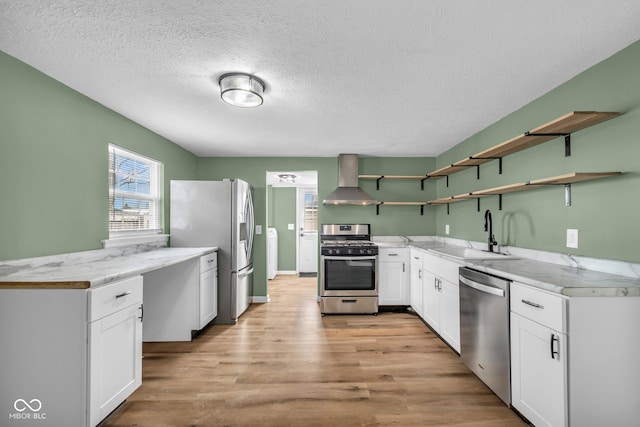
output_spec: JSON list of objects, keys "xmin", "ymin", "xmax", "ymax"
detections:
[{"xmin": 219, "ymin": 73, "xmax": 265, "ymax": 107}]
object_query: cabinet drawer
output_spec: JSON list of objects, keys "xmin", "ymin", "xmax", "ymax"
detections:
[
  {"xmin": 379, "ymin": 248, "xmax": 408, "ymax": 260},
  {"xmin": 89, "ymin": 276, "xmax": 143, "ymax": 322},
  {"xmin": 511, "ymin": 282, "xmax": 566, "ymax": 333},
  {"xmin": 199, "ymin": 252, "xmax": 218, "ymax": 273}
]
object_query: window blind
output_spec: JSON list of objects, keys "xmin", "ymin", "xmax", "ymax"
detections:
[{"xmin": 108, "ymin": 144, "xmax": 162, "ymax": 235}]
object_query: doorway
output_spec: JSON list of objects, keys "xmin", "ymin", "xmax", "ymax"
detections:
[{"xmin": 266, "ymin": 171, "xmax": 318, "ymax": 279}]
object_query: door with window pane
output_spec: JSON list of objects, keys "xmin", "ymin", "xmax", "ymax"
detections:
[{"xmin": 298, "ymin": 187, "xmax": 318, "ymax": 275}]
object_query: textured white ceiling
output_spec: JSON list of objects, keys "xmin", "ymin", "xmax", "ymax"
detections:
[{"xmin": 2, "ymin": 1, "xmax": 640, "ymax": 157}]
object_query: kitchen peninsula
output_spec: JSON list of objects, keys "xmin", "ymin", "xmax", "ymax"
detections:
[{"xmin": 0, "ymin": 244, "xmax": 216, "ymax": 427}]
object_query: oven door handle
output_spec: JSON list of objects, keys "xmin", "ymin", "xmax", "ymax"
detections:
[{"xmin": 322, "ymin": 256, "xmax": 377, "ymax": 261}]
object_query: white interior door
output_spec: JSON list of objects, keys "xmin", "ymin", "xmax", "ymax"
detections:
[{"xmin": 297, "ymin": 187, "xmax": 318, "ymax": 274}]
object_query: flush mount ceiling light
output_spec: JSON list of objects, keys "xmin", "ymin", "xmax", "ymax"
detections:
[
  {"xmin": 278, "ymin": 173, "xmax": 297, "ymax": 183},
  {"xmin": 219, "ymin": 73, "xmax": 265, "ymax": 107}
]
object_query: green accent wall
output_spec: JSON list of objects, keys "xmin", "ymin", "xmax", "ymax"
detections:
[
  {"xmin": 270, "ymin": 187, "xmax": 297, "ymax": 271},
  {"xmin": 433, "ymin": 40, "xmax": 640, "ymax": 263},
  {"xmin": 0, "ymin": 51, "xmax": 199, "ymax": 260}
]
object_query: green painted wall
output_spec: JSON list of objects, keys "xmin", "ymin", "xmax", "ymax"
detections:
[
  {"xmin": 0, "ymin": 51, "xmax": 199, "ymax": 260},
  {"xmin": 270, "ymin": 187, "xmax": 297, "ymax": 271},
  {"xmin": 433, "ymin": 40, "xmax": 640, "ymax": 263}
]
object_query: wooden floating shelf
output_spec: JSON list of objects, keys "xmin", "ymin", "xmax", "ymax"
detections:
[
  {"xmin": 426, "ymin": 111, "xmax": 620, "ymax": 179},
  {"xmin": 427, "ymin": 172, "xmax": 622, "ymax": 205},
  {"xmin": 374, "ymin": 201, "xmax": 428, "ymax": 216},
  {"xmin": 359, "ymin": 174, "xmax": 431, "ymax": 190},
  {"xmin": 360, "ymin": 175, "xmax": 428, "ymax": 180}
]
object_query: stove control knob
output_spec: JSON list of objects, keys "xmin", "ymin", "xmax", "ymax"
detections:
[
  {"xmin": 328, "ymin": 249, "xmax": 334, "ymax": 255},
  {"xmin": 347, "ymin": 248, "xmax": 353, "ymax": 255}
]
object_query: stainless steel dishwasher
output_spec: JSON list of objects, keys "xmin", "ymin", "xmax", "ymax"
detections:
[{"xmin": 459, "ymin": 267, "xmax": 511, "ymax": 405}]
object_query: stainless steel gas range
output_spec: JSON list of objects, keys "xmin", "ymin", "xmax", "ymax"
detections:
[{"xmin": 320, "ymin": 224, "xmax": 378, "ymax": 315}]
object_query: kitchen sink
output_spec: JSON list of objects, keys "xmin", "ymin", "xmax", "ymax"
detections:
[{"xmin": 428, "ymin": 247, "xmax": 519, "ymax": 260}]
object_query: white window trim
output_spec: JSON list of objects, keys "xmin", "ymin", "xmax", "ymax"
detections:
[{"xmin": 107, "ymin": 144, "xmax": 163, "ymax": 242}]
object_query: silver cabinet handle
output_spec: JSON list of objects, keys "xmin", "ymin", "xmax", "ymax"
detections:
[
  {"xmin": 522, "ymin": 299, "xmax": 543, "ymax": 309},
  {"xmin": 115, "ymin": 291, "xmax": 132, "ymax": 299},
  {"xmin": 387, "ymin": 253, "xmax": 399, "ymax": 256},
  {"xmin": 402, "ymin": 262, "xmax": 405, "ymax": 273}
]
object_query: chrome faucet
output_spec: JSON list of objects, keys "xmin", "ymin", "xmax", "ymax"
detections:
[{"xmin": 484, "ymin": 209, "xmax": 498, "ymax": 252}]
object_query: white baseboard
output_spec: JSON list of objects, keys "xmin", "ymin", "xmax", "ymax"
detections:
[
  {"xmin": 251, "ymin": 295, "xmax": 270, "ymax": 303},
  {"xmin": 276, "ymin": 270, "xmax": 297, "ymax": 275}
]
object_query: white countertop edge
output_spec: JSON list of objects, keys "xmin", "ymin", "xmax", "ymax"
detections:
[
  {"xmin": 90, "ymin": 247, "xmax": 218, "ymax": 288},
  {"xmin": 0, "ymin": 246, "xmax": 217, "ymax": 288}
]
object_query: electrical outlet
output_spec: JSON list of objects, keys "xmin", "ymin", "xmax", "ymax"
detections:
[
  {"xmin": 288, "ymin": 223, "xmax": 295, "ymax": 230},
  {"xmin": 566, "ymin": 229, "xmax": 579, "ymax": 248},
  {"xmin": 255, "ymin": 225, "xmax": 262, "ymax": 235},
  {"xmin": 445, "ymin": 224, "xmax": 450, "ymax": 235}
]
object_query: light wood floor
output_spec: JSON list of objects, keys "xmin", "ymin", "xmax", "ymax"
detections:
[{"xmin": 104, "ymin": 275, "xmax": 527, "ymax": 427}]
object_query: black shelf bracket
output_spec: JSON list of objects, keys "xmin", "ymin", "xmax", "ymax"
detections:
[
  {"xmin": 420, "ymin": 177, "xmax": 429, "ymax": 191},
  {"xmin": 469, "ymin": 156, "xmax": 503, "ymax": 175},
  {"xmin": 375, "ymin": 176, "xmax": 384, "ymax": 190},
  {"xmin": 376, "ymin": 203, "xmax": 381, "ymax": 215},
  {"xmin": 524, "ymin": 132, "xmax": 572, "ymax": 157},
  {"xmin": 420, "ymin": 205, "xmax": 424, "ymax": 216},
  {"xmin": 477, "ymin": 198, "xmax": 481, "ymax": 212},
  {"xmin": 499, "ymin": 194, "xmax": 503, "ymax": 210},
  {"xmin": 447, "ymin": 203, "xmax": 450, "ymax": 215}
]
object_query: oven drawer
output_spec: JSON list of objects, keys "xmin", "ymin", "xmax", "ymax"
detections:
[{"xmin": 321, "ymin": 296, "xmax": 378, "ymax": 314}]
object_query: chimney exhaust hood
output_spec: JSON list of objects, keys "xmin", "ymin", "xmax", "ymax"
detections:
[{"xmin": 323, "ymin": 154, "xmax": 378, "ymax": 206}]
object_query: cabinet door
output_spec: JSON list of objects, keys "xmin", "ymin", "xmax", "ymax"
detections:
[
  {"xmin": 511, "ymin": 312, "xmax": 567, "ymax": 427},
  {"xmin": 410, "ymin": 254, "xmax": 424, "ymax": 317},
  {"xmin": 422, "ymin": 270, "xmax": 440, "ymax": 328},
  {"xmin": 379, "ymin": 261, "xmax": 406, "ymax": 305},
  {"xmin": 89, "ymin": 303, "xmax": 143, "ymax": 427},
  {"xmin": 199, "ymin": 267, "xmax": 218, "ymax": 328},
  {"xmin": 439, "ymin": 278, "xmax": 460, "ymax": 352}
]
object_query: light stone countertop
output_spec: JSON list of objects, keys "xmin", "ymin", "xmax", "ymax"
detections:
[
  {"xmin": 0, "ymin": 244, "xmax": 217, "ymax": 289},
  {"xmin": 373, "ymin": 236, "xmax": 640, "ymax": 297}
]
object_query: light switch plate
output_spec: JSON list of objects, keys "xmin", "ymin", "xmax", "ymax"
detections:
[
  {"xmin": 255, "ymin": 225, "xmax": 262, "ymax": 235},
  {"xmin": 566, "ymin": 229, "xmax": 578, "ymax": 248},
  {"xmin": 445, "ymin": 224, "xmax": 450, "ymax": 235},
  {"xmin": 288, "ymin": 224, "xmax": 295, "ymax": 230}
]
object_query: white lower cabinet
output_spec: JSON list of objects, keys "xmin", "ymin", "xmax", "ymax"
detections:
[
  {"xmin": 421, "ymin": 252, "xmax": 460, "ymax": 352},
  {"xmin": 378, "ymin": 248, "xmax": 410, "ymax": 305},
  {"xmin": 510, "ymin": 281, "xmax": 640, "ymax": 426},
  {"xmin": 199, "ymin": 252, "xmax": 218, "ymax": 328},
  {"xmin": 409, "ymin": 249, "xmax": 424, "ymax": 317},
  {"xmin": 511, "ymin": 312, "xmax": 567, "ymax": 427},
  {"xmin": 0, "ymin": 275, "xmax": 143, "ymax": 427},
  {"xmin": 89, "ymin": 277, "xmax": 143, "ymax": 427},
  {"xmin": 510, "ymin": 282, "xmax": 568, "ymax": 427}
]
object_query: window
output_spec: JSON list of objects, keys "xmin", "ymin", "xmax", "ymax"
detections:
[
  {"xmin": 303, "ymin": 191, "xmax": 318, "ymax": 232},
  {"xmin": 108, "ymin": 144, "xmax": 162, "ymax": 236}
]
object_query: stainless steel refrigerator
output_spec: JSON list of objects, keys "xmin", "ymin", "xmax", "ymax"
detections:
[{"xmin": 170, "ymin": 179, "xmax": 254, "ymax": 324}]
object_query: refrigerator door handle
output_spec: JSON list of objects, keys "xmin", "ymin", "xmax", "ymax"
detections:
[
  {"xmin": 245, "ymin": 188, "xmax": 255, "ymax": 260},
  {"xmin": 238, "ymin": 267, "xmax": 254, "ymax": 278}
]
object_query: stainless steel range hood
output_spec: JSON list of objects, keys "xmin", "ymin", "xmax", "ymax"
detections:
[{"xmin": 323, "ymin": 154, "xmax": 378, "ymax": 205}]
